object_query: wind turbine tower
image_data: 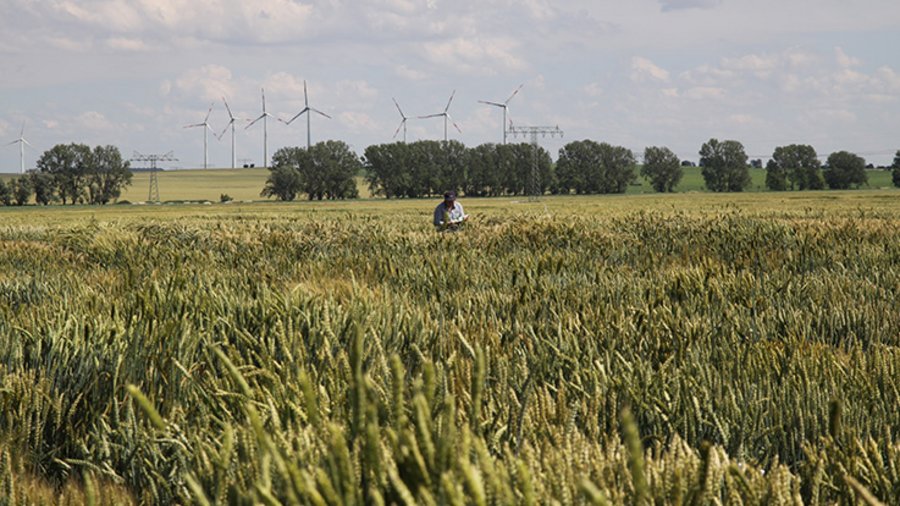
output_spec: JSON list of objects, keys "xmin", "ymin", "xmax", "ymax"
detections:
[
  {"xmin": 218, "ymin": 97, "xmax": 244, "ymax": 169},
  {"xmin": 392, "ymin": 98, "xmax": 410, "ymax": 143},
  {"xmin": 479, "ymin": 83, "xmax": 523, "ymax": 144},
  {"xmin": 184, "ymin": 103, "xmax": 215, "ymax": 169},
  {"xmin": 6, "ymin": 122, "xmax": 31, "ymax": 174},
  {"xmin": 419, "ymin": 90, "xmax": 461, "ymax": 142},
  {"xmin": 281, "ymin": 80, "xmax": 331, "ymax": 150},
  {"xmin": 246, "ymin": 88, "xmax": 273, "ymax": 168}
]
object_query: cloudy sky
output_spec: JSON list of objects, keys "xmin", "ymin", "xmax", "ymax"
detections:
[{"xmin": 2, "ymin": 0, "xmax": 899, "ymax": 172}]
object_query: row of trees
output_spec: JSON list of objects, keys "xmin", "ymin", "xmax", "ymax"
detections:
[
  {"xmin": 264, "ymin": 139, "xmax": 900, "ymax": 201},
  {"xmin": 262, "ymin": 141, "xmax": 361, "ymax": 201},
  {"xmin": 0, "ymin": 143, "xmax": 132, "ymax": 206},
  {"xmin": 364, "ymin": 141, "xmax": 553, "ymax": 198},
  {"xmin": 5, "ymin": 141, "xmax": 897, "ymax": 205},
  {"xmin": 701, "ymin": 139, "xmax": 882, "ymax": 192}
]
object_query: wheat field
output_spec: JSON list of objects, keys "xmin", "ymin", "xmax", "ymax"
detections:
[{"xmin": 0, "ymin": 191, "xmax": 898, "ymax": 504}]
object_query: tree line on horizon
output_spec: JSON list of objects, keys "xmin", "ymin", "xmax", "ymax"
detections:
[
  {"xmin": 2, "ymin": 141, "xmax": 898, "ymax": 206},
  {"xmin": 0, "ymin": 143, "xmax": 132, "ymax": 206},
  {"xmin": 262, "ymin": 138, "xmax": 900, "ymax": 201}
]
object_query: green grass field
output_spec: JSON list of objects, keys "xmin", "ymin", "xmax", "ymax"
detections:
[{"xmin": 1, "ymin": 190, "xmax": 899, "ymax": 504}]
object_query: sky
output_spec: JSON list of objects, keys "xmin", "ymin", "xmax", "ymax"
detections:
[{"xmin": 2, "ymin": 0, "xmax": 900, "ymax": 173}]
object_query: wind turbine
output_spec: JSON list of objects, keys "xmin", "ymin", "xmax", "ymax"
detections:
[
  {"xmin": 246, "ymin": 88, "xmax": 273, "ymax": 168},
  {"xmin": 479, "ymin": 83, "xmax": 523, "ymax": 144},
  {"xmin": 392, "ymin": 97, "xmax": 409, "ymax": 143},
  {"xmin": 419, "ymin": 90, "xmax": 461, "ymax": 142},
  {"xmin": 217, "ymin": 97, "xmax": 244, "ymax": 169},
  {"xmin": 6, "ymin": 122, "xmax": 31, "ymax": 174},
  {"xmin": 184, "ymin": 103, "xmax": 215, "ymax": 169},
  {"xmin": 280, "ymin": 80, "xmax": 331, "ymax": 150}
]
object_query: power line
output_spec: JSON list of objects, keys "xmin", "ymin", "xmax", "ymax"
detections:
[
  {"xmin": 508, "ymin": 124, "xmax": 564, "ymax": 201},
  {"xmin": 131, "ymin": 151, "xmax": 177, "ymax": 202}
]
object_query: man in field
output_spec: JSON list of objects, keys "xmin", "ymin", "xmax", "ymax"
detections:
[{"xmin": 433, "ymin": 190, "xmax": 468, "ymax": 231}]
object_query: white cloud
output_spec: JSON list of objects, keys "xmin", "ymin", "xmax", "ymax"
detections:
[
  {"xmin": 657, "ymin": 0, "xmax": 722, "ymax": 12},
  {"xmin": 31, "ymin": 0, "xmax": 317, "ymax": 47},
  {"xmin": 583, "ymin": 83, "xmax": 604, "ymax": 97},
  {"xmin": 339, "ymin": 111, "xmax": 377, "ymax": 132},
  {"xmin": 174, "ymin": 65, "xmax": 236, "ymax": 103},
  {"xmin": 424, "ymin": 36, "xmax": 526, "ymax": 75},
  {"xmin": 683, "ymin": 86, "xmax": 725, "ymax": 100},
  {"xmin": 661, "ymin": 88, "xmax": 679, "ymax": 98},
  {"xmin": 631, "ymin": 57, "xmax": 670, "ymax": 82},
  {"xmin": 680, "ymin": 64, "xmax": 734, "ymax": 86},
  {"xmin": 522, "ymin": 0, "xmax": 557, "ymax": 20},
  {"xmin": 834, "ymin": 47, "xmax": 861, "ymax": 68},
  {"xmin": 395, "ymin": 65, "xmax": 427, "ymax": 81},
  {"xmin": 105, "ymin": 37, "xmax": 151, "ymax": 51},
  {"xmin": 784, "ymin": 49, "xmax": 818, "ymax": 68},
  {"xmin": 335, "ymin": 80, "xmax": 379, "ymax": 102},
  {"xmin": 76, "ymin": 111, "xmax": 114, "ymax": 131},
  {"xmin": 721, "ymin": 54, "xmax": 778, "ymax": 78},
  {"xmin": 47, "ymin": 36, "xmax": 92, "ymax": 52},
  {"xmin": 728, "ymin": 114, "xmax": 760, "ymax": 126}
]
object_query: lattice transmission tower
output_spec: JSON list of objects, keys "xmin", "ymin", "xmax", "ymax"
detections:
[
  {"xmin": 131, "ymin": 151, "xmax": 177, "ymax": 202},
  {"xmin": 508, "ymin": 124, "xmax": 563, "ymax": 201}
]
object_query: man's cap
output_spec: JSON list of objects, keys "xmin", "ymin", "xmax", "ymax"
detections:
[{"xmin": 443, "ymin": 190, "xmax": 456, "ymax": 200}]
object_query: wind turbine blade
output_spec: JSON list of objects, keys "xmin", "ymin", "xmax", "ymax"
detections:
[
  {"xmin": 505, "ymin": 83, "xmax": 524, "ymax": 104},
  {"xmin": 418, "ymin": 113, "xmax": 443, "ymax": 119},
  {"xmin": 5, "ymin": 140, "xmax": 17, "ymax": 146},
  {"xmin": 204, "ymin": 103, "xmax": 215, "ymax": 122},
  {"xmin": 184, "ymin": 122, "xmax": 205, "ymax": 128},
  {"xmin": 222, "ymin": 97, "xmax": 234, "ymax": 119},
  {"xmin": 444, "ymin": 89, "xmax": 456, "ymax": 112},
  {"xmin": 310, "ymin": 107, "xmax": 331, "ymax": 119},
  {"xmin": 217, "ymin": 121, "xmax": 233, "ymax": 140},
  {"xmin": 479, "ymin": 100, "xmax": 505, "ymax": 108},
  {"xmin": 393, "ymin": 120, "xmax": 405, "ymax": 139},
  {"xmin": 392, "ymin": 97, "xmax": 407, "ymax": 118},
  {"xmin": 19, "ymin": 122, "xmax": 25, "ymax": 137},
  {"xmin": 282, "ymin": 109, "xmax": 306, "ymax": 125},
  {"xmin": 303, "ymin": 80, "xmax": 309, "ymax": 107},
  {"xmin": 246, "ymin": 114, "xmax": 266, "ymax": 129},
  {"xmin": 447, "ymin": 114, "xmax": 462, "ymax": 134},
  {"xmin": 22, "ymin": 139, "xmax": 31, "ymax": 147},
  {"xmin": 261, "ymin": 88, "xmax": 267, "ymax": 113}
]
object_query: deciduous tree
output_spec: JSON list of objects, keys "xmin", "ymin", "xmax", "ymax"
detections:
[
  {"xmin": 306, "ymin": 140, "xmax": 361, "ymax": 200},
  {"xmin": 261, "ymin": 147, "xmax": 307, "ymax": 201},
  {"xmin": 824, "ymin": 151, "xmax": 867, "ymax": 189},
  {"xmin": 641, "ymin": 146, "xmax": 683, "ymax": 192},
  {"xmin": 29, "ymin": 171, "xmax": 56, "ymax": 205},
  {"xmin": 35, "ymin": 143, "xmax": 92, "ymax": 204},
  {"xmin": 765, "ymin": 159, "xmax": 788, "ymax": 191},
  {"xmin": 11, "ymin": 177, "xmax": 31, "ymax": 205},
  {"xmin": 87, "ymin": 145, "xmax": 132, "ymax": 204},
  {"xmin": 767, "ymin": 144, "xmax": 823, "ymax": 191},
  {"xmin": 892, "ymin": 150, "xmax": 900, "ymax": 188},
  {"xmin": 0, "ymin": 179, "xmax": 11, "ymax": 206},
  {"xmin": 557, "ymin": 140, "xmax": 635, "ymax": 194},
  {"xmin": 699, "ymin": 139, "xmax": 750, "ymax": 192}
]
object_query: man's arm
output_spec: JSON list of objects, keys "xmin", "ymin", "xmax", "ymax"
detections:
[
  {"xmin": 453, "ymin": 203, "xmax": 468, "ymax": 223},
  {"xmin": 433, "ymin": 205, "xmax": 443, "ymax": 226}
]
